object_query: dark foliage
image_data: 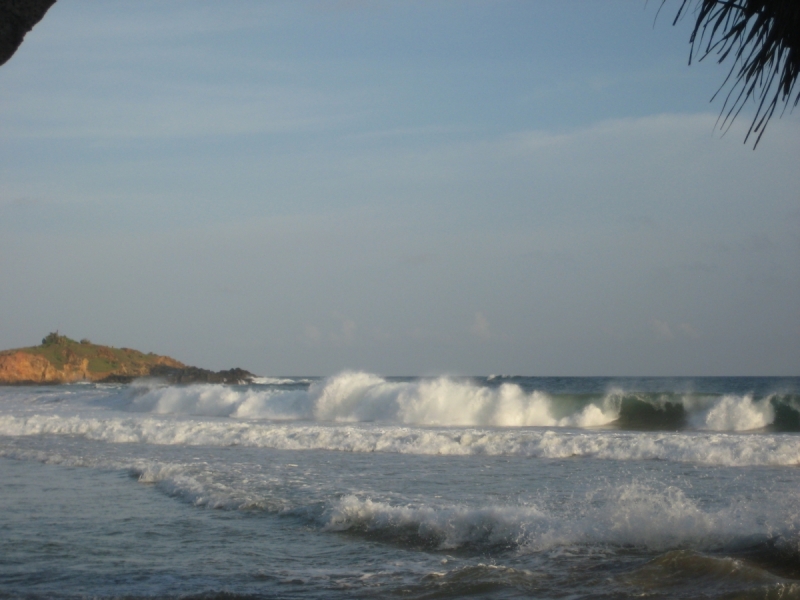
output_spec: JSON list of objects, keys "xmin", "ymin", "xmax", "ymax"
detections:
[
  {"xmin": 0, "ymin": 0, "xmax": 57, "ymax": 66},
  {"xmin": 41, "ymin": 331, "xmax": 70, "ymax": 346},
  {"xmin": 672, "ymin": 0, "xmax": 800, "ymax": 147}
]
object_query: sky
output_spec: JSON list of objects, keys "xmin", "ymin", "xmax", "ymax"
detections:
[{"xmin": 0, "ymin": 0, "xmax": 798, "ymax": 376}]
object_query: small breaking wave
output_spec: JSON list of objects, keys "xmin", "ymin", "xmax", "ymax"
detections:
[{"xmin": 319, "ymin": 483, "xmax": 799, "ymax": 554}]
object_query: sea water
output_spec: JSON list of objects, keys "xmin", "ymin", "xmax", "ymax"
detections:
[{"xmin": 0, "ymin": 374, "xmax": 798, "ymax": 599}]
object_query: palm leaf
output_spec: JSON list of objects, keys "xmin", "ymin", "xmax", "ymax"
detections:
[{"xmin": 670, "ymin": 0, "xmax": 800, "ymax": 147}]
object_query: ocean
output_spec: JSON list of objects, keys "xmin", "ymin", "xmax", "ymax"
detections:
[{"xmin": 0, "ymin": 374, "xmax": 798, "ymax": 599}]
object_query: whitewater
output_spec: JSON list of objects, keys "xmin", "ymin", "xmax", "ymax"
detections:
[{"xmin": 1, "ymin": 374, "xmax": 798, "ymax": 599}]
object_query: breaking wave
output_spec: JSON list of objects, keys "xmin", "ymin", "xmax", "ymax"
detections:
[
  {"xmin": 123, "ymin": 372, "xmax": 616, "ymax": 427},
  {"xmin": 2, "ymin": 372, "xmax": 798, "ymax": 466},
  {"xmin": 115, "ymin": 372, "xmax": 800, "ymax": 432}
]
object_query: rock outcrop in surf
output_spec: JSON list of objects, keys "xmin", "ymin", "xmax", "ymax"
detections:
[
  {"xmin": 0, "ymin": 332, "xmax": 254, "ymax": 385},
  {"xmin": 104, "ymin": 365, "xmax": 256, "ymax": 385}
]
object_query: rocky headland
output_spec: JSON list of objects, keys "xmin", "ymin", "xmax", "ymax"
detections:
[{"xmin": 0, "ymin": 332, "xmax": 254, "ymax": 385}]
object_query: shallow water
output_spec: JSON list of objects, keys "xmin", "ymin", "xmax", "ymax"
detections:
[{"xmin": 1, "ymin": 374, "xmax": 798, "ymax": 599}]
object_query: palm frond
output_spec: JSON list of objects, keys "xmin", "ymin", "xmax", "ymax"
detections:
[{"xmin": 671, "ymin": 0, "xmax": 800, "ymax": 147}]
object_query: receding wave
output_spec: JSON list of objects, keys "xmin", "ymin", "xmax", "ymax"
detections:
[
  {"xmin": 2, "ymin": 414, "xmax": 799, "ymax": 466},
  {"xmin": 5, "ymin": 443, "xmax": 794, "ymax": 560},
  {"xmin": 112, "ymin": 372, "xmax": 800, "ymax": 432}
]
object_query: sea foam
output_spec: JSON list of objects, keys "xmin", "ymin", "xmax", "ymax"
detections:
[{"xmin": 2, "ymin": 413, "xmax": 798, "ymax": 467}]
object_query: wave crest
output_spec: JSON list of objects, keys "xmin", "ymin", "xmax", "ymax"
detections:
[{"xmin": 125, "ymin": 371, "xmax": 620, "ymax": 428}]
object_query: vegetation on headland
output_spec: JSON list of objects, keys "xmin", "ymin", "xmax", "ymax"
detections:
[
  {"xmin": 0, "ymin": 332, "xmax": 254, "ymax": 385},
  {"xmin": 31, "ymin": 332, "xmax": 173, "ymax": 374}
]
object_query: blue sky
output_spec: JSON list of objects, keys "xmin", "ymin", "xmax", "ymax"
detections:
[{"xmin": 1, "ymin": 1, "xmax": 798, "ymax": 375}]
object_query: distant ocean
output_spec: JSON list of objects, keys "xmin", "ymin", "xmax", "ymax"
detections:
[{"xmin": 1, "ymin": 374, "xmax": 799, "ymax": 599}]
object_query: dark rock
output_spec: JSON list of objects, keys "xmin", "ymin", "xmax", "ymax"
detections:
[
  {"xmin": 145, "ymin": 365, "xmax": 255, "ymax": 385},
  {"xmin": 98, "ymin": 373, "xmax": 137, "ymax": 384}
]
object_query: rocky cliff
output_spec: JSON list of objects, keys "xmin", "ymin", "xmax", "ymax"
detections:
[{"xmin": 0, "ymin": 333, "xmax": 254, "ymax": 385}]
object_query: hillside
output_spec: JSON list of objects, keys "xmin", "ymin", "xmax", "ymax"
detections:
[
  {"xmin": 0, "ymin": 333, "xmax": 253, "ymax": 385},
  {"xmin": 0, "ymin": 332, "xmax": 185, "ymax": 384}
]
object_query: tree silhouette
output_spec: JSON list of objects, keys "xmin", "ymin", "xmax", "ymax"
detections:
[
  {"xmin": 671, "ymin": 0, "xmax": 800, "ymax": 147},
  {"xmin": 0, "ymin": 0, "xmax": 56, "ymax": 67}
]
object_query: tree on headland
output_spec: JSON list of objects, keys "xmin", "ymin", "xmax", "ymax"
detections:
[
  {"xmin": 41, "ymin": 331, "xmax": 68, "ymax": 346},
  {"xmin": 669, "ymin": 0, "xmax": 800, "ymax": 147}
]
